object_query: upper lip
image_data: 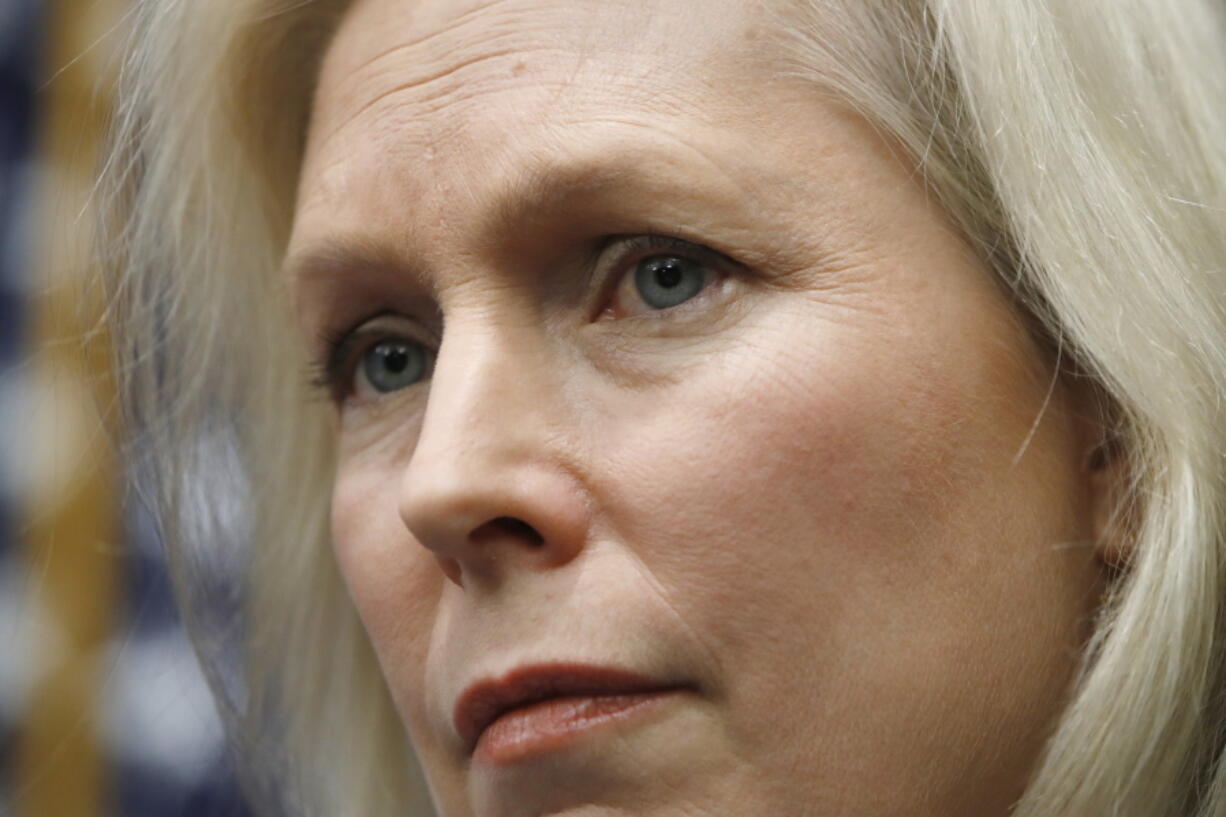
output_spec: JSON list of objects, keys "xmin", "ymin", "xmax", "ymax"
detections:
[{"xmin": 453, "ymin": 662, "xmax": 685, "ymax": 753}]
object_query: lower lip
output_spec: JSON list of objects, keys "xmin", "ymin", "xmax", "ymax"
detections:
[{"xmin": 474, "ymin": 688, "xmax": 686, "ymax": 766}]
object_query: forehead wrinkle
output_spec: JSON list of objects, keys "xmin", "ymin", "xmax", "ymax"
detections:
[
  {"xmin": 309, "ymin": 0, "xmax": 780, "ymax": 165},
  {"xmin": 314, "ymin": 0, "xmax": 581, "ymax": 146},
  {"xmin": 336, "ymin": 0, "xmax": 518, "ymax": 75},
  {"xmin": 314, "ymin": 47, "xmax": 544, "ymax": 152}
]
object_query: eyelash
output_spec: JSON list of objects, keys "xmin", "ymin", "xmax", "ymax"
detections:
[
  {"xmin": 593, "ymin": 234, "xmax": 728, "ymax": 319},
  {"xmin": 307, "ymin": 234, "xmax": 734, "ymax": 403},
  {"xmin": 308, "ymin": 314, "xmax": 405, "ymax": 403}
]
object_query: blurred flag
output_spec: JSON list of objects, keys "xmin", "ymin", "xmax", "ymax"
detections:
[{"xmin": 1, "ymin": 1, "xmax": 253, "ymax": 815}]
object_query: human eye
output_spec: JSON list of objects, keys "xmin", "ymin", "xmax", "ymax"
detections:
[
  {"xmin": 596, "ymin": 235, "xmax": 736, "ymax": 320},
  {"xmin": 309, "ymin": 313, "xmax": 435, "ymax": 405}
]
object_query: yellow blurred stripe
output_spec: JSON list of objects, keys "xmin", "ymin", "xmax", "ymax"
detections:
[{"xmin": 16, "ymin": 1, "xmax": 128, "ymax": 815}]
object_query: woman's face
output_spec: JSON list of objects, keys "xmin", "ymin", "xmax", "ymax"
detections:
[{"xmin": 288, "ymin": 0, "xmax": 1109, "ymax": 815}]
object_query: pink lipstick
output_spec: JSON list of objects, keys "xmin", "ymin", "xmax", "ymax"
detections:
[{"xmin": 454, "ymin": 662, "xmax": 690, "ymax": 765}]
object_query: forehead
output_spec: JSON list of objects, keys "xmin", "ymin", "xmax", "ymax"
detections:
[
  {"xmin": 295, "ymin": 0, "xmax": 784, "ymax": 224},
  {"xmin": 313, "ymin": 0, "xmax": 768, "ymax": 124}
]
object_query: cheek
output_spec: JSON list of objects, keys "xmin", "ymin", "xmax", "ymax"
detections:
[
  {"xmin": 591, "ymin": 310, "xmax": 969, "ymax": 655},
  {"xmin": 597, "ymin": 291, "xmax": 999, "ymax": 561},
  {"xmin": 331, "ymin": 454, "xmax": 439, "ymax": 716},
  {"xmin": 588, "ymin": 286, "xmax": 1095, "ymax": 805}
]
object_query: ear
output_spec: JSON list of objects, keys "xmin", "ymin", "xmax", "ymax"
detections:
[
  {"xmin": 1085, "ymin": 427, "xmax": 1134, "ymax": 574},
  {"xmin": 1065, "ymin": 373, "xmax": 1134, "ymax": 574}
]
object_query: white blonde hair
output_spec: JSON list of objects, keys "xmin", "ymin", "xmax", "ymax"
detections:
[{"xmin": 102, "ymin": 0, "xmax": 1226, "ymax": 814}]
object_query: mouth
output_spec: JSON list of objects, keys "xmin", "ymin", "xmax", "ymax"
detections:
[{"xmin": 453, "ymin": 662, "xmax": 692, "ymax": 759}]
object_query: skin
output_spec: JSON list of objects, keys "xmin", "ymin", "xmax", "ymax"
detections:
[{"xmin": 286, "ymin": 0, "xmax": 1117, "ymax": 814}]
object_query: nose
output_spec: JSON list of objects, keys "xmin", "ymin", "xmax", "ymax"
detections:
[{"xmin": 398, "ymin": 321, "xmax": 592, "ymax": 590}]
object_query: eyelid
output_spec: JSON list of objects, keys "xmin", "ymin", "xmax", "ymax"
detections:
[
  {"xmin": 308, "ymin": 234, "xmax": 740, "ymax": 401},
  {"xmin": 310, "ymin": 312, "xmax": 433, "ymax": 402},
  {"xmin": 594, "ymin": 234, "xmax": 737, "ymax": 319},
  {"xmin": 598, "ymin": 234, "xmax": 730, "ymax": 270}
]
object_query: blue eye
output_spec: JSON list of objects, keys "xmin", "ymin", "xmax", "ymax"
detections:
[
  {"xmin": 358, "ymin": 338, "xmax": 429, "ymax": 394},
  {"xmin": 633, "ymin": 255, "xmax": 707, "ymax": 310}
]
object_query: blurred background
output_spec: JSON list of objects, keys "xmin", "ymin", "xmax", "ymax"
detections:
[{"xmin": 0, "ymin": 1, "xmax": 253, "ymax": 814}]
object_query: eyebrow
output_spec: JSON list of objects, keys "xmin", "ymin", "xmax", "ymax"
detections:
[
  {"xmin": 285, "ymin": 139, "xmax": 756, "ymax": 292},
  {"xmin": 284, "ymin": 233, "xmax": 414, "ymax": 290},
  {"xmin": 281, "ymin": 168, "xmax": 602, "ymax": 291}
]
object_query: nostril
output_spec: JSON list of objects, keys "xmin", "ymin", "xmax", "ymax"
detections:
[{"xmin": 471, "ymin": 516, "xmax": 545, "ymax": 547}]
